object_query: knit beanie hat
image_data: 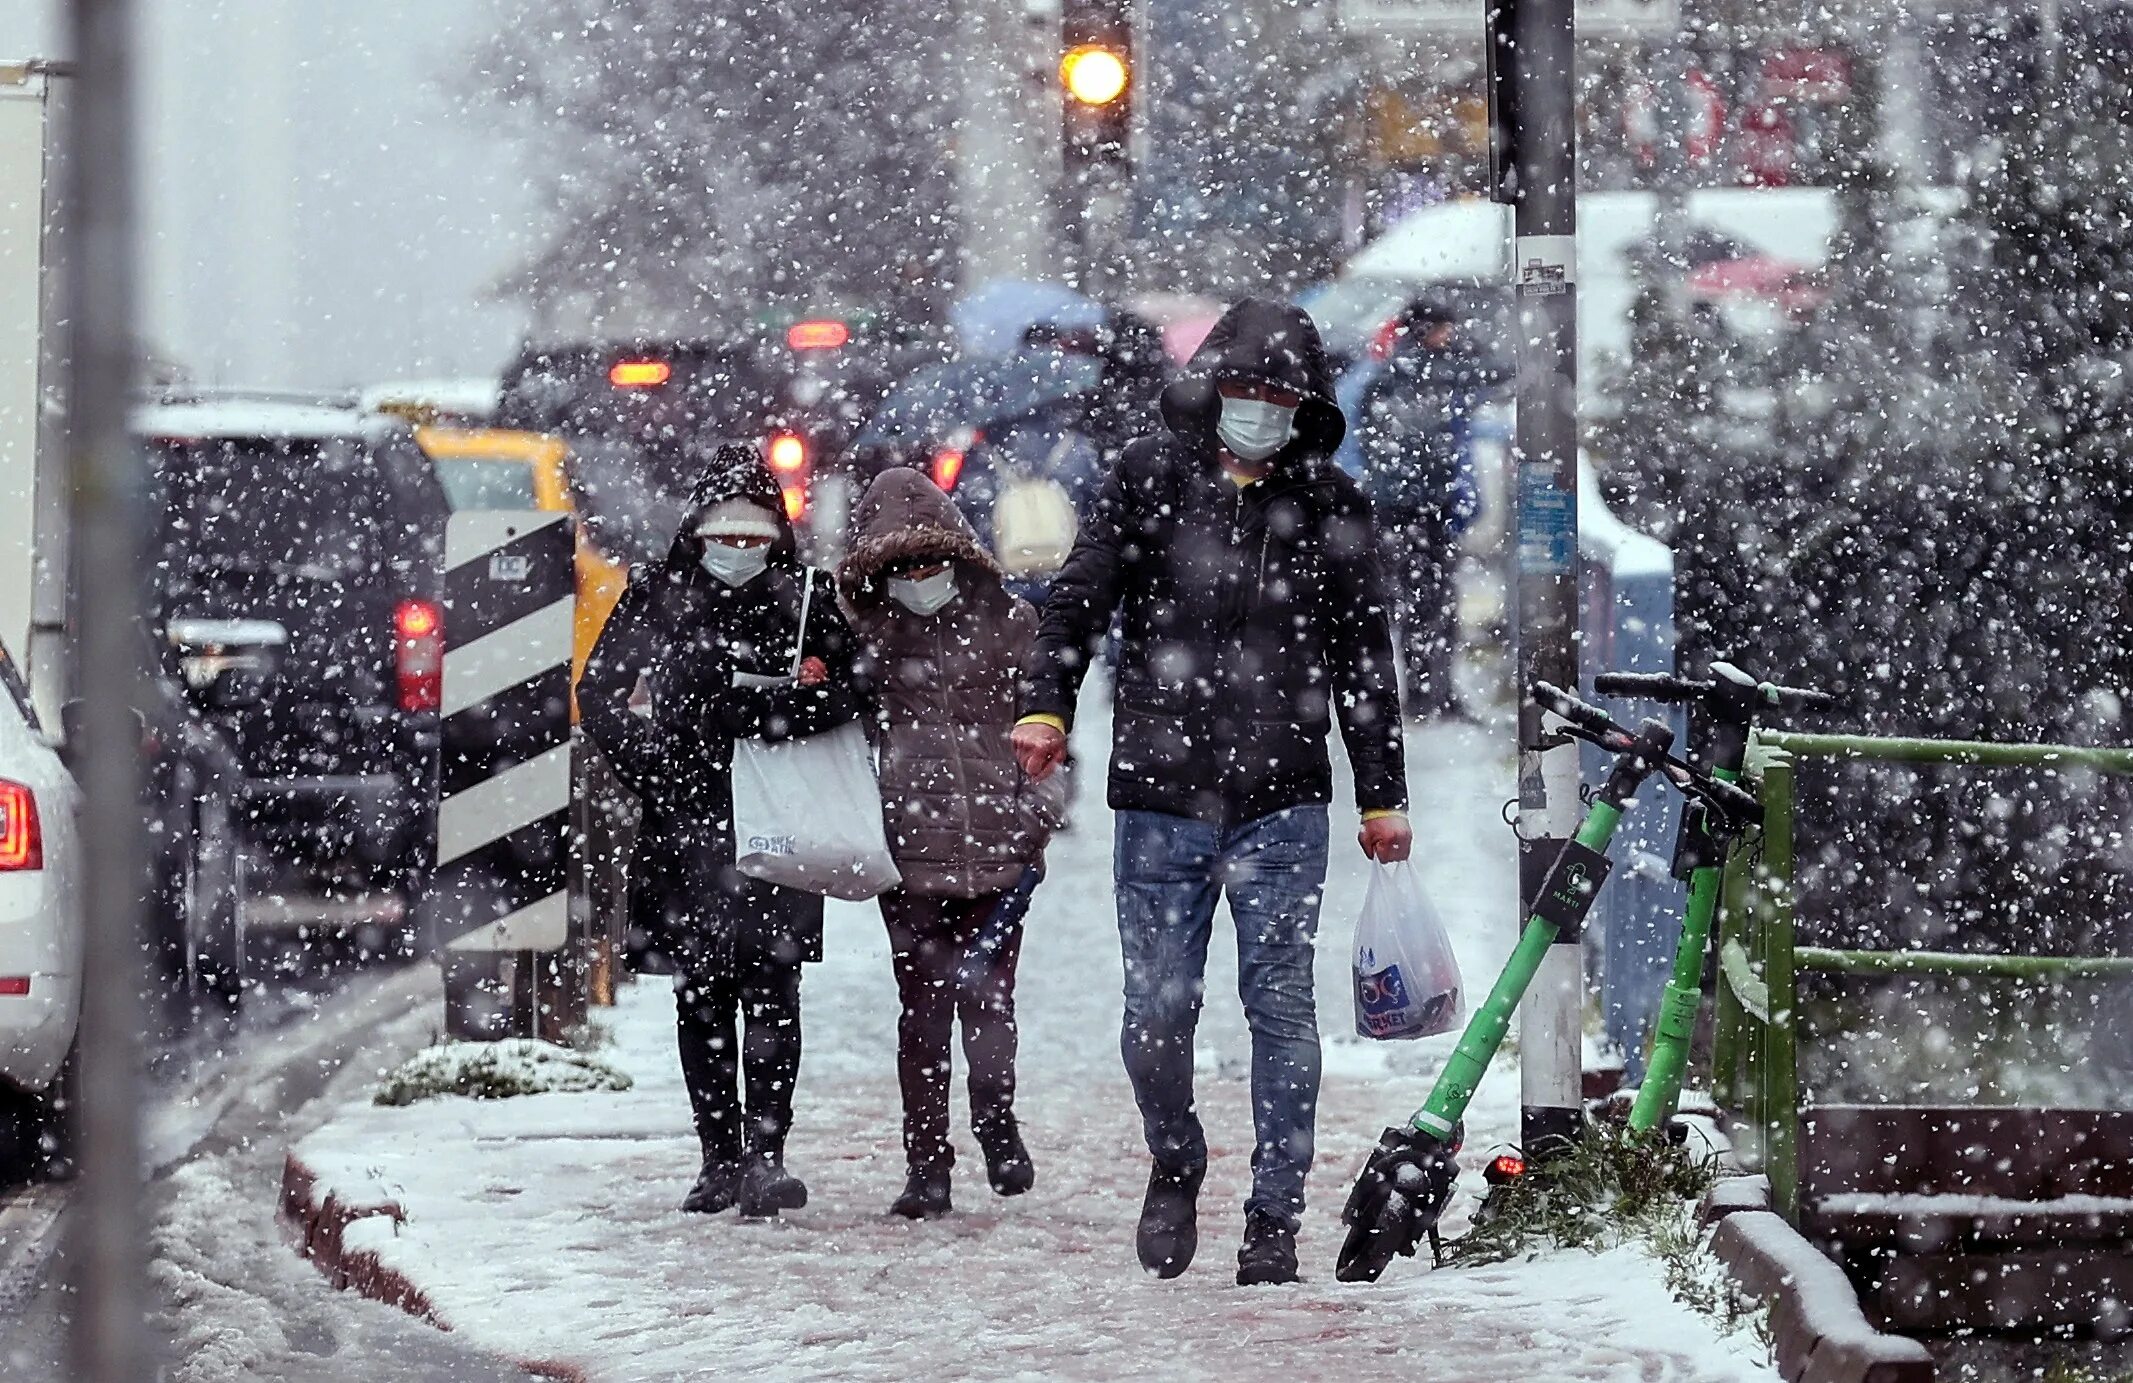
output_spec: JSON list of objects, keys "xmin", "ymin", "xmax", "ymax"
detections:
[{"xmin": 693, "ymin": 497, "xmax": 781, "ymax": 543}]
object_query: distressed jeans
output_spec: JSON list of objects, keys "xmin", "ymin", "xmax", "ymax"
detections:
[{"xmin": 1114, "ymin": 806, "xmax": 1330, "ymax": 1229}]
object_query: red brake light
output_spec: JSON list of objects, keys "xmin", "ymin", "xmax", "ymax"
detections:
[
  {"xmin": 0, "ymin": 780, "xmax": 42, "ymax": 872},
  {"xmin": 1370, "ymin": 316, "xmax": 1403, "ymax": 361},
  {"xmin": 768, "ymin": 433, "xmax": 807, "ymax": 475},
  {"xmin": 394, "ymin": 599, "xmax": 444, "ymax": 713},
  {"xmin": 609, "ymin": 359, "xmax": 672, "ymax": 389},
  {"xmin": 786, "ymin": 319, "xmax": 850, "ymax": 351},
  {"xmin": 930, "ymin": 449, "xmax": 966, "ymax": 492},
  {"xmin": 779, "ymin": 485, "xmax": 807, "ymax": 521},
  {"xmin": 0, "ymin": 978, "xmax": 29, "ymax": 997},
  {"xmin": 1485, "ymin": 1153, "xmax": 1527, "ymax": 1183}
]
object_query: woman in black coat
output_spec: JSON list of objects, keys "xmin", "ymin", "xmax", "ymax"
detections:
[{"xmin": 581, "ymin": 443, "xmax": 860, "ymax": 1218}]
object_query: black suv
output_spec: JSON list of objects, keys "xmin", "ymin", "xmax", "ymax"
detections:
[{"xmin": 138, "ymin": 396, "xmax": 449, "ymax": 957}]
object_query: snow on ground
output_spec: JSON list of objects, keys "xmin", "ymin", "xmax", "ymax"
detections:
[{"xmin": 287, "ymin": 713, "xmax": 1776, "ymax": 1382}]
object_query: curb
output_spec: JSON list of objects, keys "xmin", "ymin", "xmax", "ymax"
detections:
[
  {"xmin": 278, "ymin": 1150, "xmax": 590, "ymax": 1383},
  {"xmin": 1707, "ymin": 1208, "xmax": 1935, "ymax": 1383}
]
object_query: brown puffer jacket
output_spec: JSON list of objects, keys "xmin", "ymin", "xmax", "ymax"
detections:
[{"xmin": 837, "ymin": 468, "xmax": 1067, "ymax": 897}]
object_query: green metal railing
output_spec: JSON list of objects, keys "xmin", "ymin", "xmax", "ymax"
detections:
[{"xmin": 1709, "ymin": 730, "xmax": 2133, "ymax": 1220}]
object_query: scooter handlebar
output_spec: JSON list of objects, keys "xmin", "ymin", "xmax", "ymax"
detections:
[
  {"xmin": 1592, "ymin": 672, "xmax": 1711, "ymax": 703},
  {"xmin": 1760, "ymin": 682, "xmax": 1839, "ymax": 713},
  {"xmin": 1531, "ymin": 681, "xmax": 1626, "ymax": 739}
]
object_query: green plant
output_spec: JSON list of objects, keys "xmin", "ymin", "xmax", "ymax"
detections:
[
  {"xmin": 373, "ymin": 1038, "xmax": 633, "ymax": 1107},
  {"xmin": 1445, "ymin": 1123, "xmax": 1718, "ymax": 1267}
]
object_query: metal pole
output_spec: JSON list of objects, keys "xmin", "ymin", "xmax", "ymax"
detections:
[
  {"xmin": 1490, "ymin": 0, "xmax": 1583, "ymax": 1161},
  {"xmin": 63, "ymin": 0, "xmax": 151, "ymax": 1378}
]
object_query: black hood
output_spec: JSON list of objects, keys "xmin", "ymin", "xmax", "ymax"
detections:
[
  {"xmin": 664, "ymin": 441, "xmax": 798, "ymax": 570},
  {"xmin": 1159, "ymin": 297, "xmax": 1346, "ymax": 459}
]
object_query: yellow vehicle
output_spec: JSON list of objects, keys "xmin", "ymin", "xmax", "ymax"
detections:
[{"xmin": 409, "ymin": 424, "xmax": 627, "ymax": 708}]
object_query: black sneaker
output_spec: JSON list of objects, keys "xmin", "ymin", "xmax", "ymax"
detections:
[
  {"xmin": 1136, "ymin": 1161, "xmax": 1206, "ymax": 1279},
  {"xmin": 890, "ymin": 1165, "xmax": 953, "ymax": 1220},
  {"xmin": 680, "ymin": 1157, "xmax": 741, "ymax": 1215},
  {"xmin": 1236, "ymin": 1210, "xmax": 1299, "ymax": 1286},
  {"xmin": 738, "ymin": 1155, "xmax": 808, "ymax": 1218},
  {"xmin": 975, "ymin": 1117, "xmax": 1035, "ymax": 1197}
]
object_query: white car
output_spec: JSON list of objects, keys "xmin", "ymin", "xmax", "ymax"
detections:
[{"xmin": 0, "ymin": 640, "xmax": 80, "ymax": 1134}]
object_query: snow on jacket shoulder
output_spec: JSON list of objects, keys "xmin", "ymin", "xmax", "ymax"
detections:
[{"xmin": 837, "ymin": 467, "xmax": 1062, "ymax": 898}]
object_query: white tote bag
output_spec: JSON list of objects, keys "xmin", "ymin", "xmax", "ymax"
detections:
[
  {"xmin": 731, "ymin": 571, "xmax": 902, "ymax": 900},
  {"xmin": 1352, "ymin": 861, "xmax": 1464, "ymax": 1040}
]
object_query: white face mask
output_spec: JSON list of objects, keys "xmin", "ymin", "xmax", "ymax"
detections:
[
  {"xmin": 699, "ymin": 541, "xmax": 771, "ymax": 588},
  {"xmin": 887, "ymin": 568, "xmax": 958, "ymax": 616},
  {"xmin": 1216, "ymin": 395, "xmax": 1297, "ymax": 462}
]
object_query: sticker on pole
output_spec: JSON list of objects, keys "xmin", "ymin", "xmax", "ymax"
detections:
[
  {"xmin": 1517, "ymin": 465, "xmax": 1577, "ymax": 575},
  {"xmin": 1515, "ymin": 234, "xmax": 1577, "ymax": 298}
]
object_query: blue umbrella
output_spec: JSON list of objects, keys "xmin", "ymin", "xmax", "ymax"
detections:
[
  {"xmin": 854, "ymin": 353, "xmax": 1103, "ymax": 453},
  {"xmin": 951, "ymin": 280, "xmax": 1105, "ymax": 362}
]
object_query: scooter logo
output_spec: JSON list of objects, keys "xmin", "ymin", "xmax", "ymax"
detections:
[
  {"xmin": 748, "ymin": 834, "xmax": 797, "ymax": 856},
  {"xmin": 1551, "ymin": 861, "xmax": 1592, "ymax": 908}
]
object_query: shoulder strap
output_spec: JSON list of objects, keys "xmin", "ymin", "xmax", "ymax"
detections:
[{"xmin": 788, "ymin": 568, "xmax": 815, "ymax": 679}]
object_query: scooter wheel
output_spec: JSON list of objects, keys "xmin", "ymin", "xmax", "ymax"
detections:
[{"xmin": 1335, "ymin": 1187, "xmax": 1411, "ymax": 1283}]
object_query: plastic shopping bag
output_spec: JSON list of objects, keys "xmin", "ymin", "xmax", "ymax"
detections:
[
  {"xmin": 729, "ymin": 569, "xmax": 901, "ymax": 900},
  {"xmin": 732, "ymin": 718, "xmax": 902, "ymax": 900},
  {"xmin": 1352, "ymin": 861, "xmax": 1464, "ymax": 1040}
]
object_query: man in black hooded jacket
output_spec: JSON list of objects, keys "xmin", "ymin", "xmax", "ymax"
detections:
[{"xmin": 1014, "ymin": 299, "xmax": 1412, "ymax": 1285}]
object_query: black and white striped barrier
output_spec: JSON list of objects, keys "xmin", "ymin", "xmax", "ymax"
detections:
[{"xmin": 432, "ymin": 510, "xmax": 574, "ymax": 958}]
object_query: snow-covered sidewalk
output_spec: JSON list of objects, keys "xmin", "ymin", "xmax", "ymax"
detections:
[{"xmin": 283, "ymin": 717, "xmax": 1775, "ymax": 1382}]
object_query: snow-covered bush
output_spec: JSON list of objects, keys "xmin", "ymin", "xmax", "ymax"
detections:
[{"xmin": 372, "ymin": 1039, "xmax": 633, "ymax": 1108}]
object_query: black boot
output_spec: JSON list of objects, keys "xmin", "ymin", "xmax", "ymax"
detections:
[
  {"xmin": 890, "ymin": 1164, "xmax": 953, "ymax": 1220},
  {"xmin": 1236, "ymin": 1210, "xmax": 1300, "ymax": 1286},
  {"xmin": 974, "ymin": 1116, "xmax": 1035, "ymax": 1197},
  {"xmin": 738, "ymin": 1153, "xmax": 808, "ymax": 1218},
  {"xmin": 1136, "ymin": 1161, "xmax": 1206, "ymax": 1278},
  {"xmin": 681, "ymin": 1155, "xmax": 742, "ymax": 1214}
]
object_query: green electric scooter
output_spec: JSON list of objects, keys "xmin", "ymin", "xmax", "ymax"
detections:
[
  {"xmin": 1596, "ymin": 663, "xmax": 1834, "ymax": 1134},
  {"xmin": 1335, "ymin": 679, "xmax": 1765, "ymax": 1283}
]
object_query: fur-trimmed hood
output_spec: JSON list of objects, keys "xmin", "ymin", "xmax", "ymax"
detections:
[{"xmin": 835, "ymin": 467, "xmax": 1004, "ymax": 621}]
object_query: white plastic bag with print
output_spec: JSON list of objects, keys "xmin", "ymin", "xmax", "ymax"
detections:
[{"xmin": 1352, "ymin": 861, "xmax": 1463, "ymax": 1040}]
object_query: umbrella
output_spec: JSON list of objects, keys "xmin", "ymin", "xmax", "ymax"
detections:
[
  {"xmin": 855, "ymin": 353, "xmax": 1103, "ymax": 453},
  {"xmin": 951, "ymin": 280, "xmax": 1105, "ymax": 362}
]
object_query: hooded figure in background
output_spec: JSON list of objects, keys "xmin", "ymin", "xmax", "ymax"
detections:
[
  {"xmin": 835, "ymin": 467, "xmax": 1065, "ymax": 1220},
  {"xmin": 580, "ymin": 442, "xmax": 860, "ymax": 1219},
  {"xmin": 1013, "ymin": 298, "xmax": 1412, "ymax": 1287}
]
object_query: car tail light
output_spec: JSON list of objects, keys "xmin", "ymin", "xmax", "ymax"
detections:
[
  {"xmin": 930, "ymin": 448, "xmax": 966, "ymax": 492},
  {"xmin": 394, "ymin": 598, "xmax": 444, "ymax": 713},
  {"xmin": 608, "ymin": 358, "xmax": 672, "ymax": 388},
  {"xmin": 0, "ymin": 780, "xmax": 41, "ymax": 872},
  {"xmin": 786, "ymin": 319, "xmax": 850, "ymax": 351},
  {"xmin": 1370, "ymin": 316, "xmax": 1404, "ymax": 361},
  {"xmin": 0, "ymin": 978, "xmax": 29, "ymax": 997},
  {"xmin": 768, "ymin": 432, "xmax": 807, "ymax": 476}
]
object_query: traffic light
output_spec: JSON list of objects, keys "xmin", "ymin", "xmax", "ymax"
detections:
[{"xmin": 1061, "ymin": 0, "xmax": 1131, "ymax": 171}]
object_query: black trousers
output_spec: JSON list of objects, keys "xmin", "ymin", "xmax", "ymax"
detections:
[
  {"xmin": 1381, "ymin": 512, "xmax": 1457, "ymax": 717},
  {"xmin": 675, "ymin": 927, "xmax": 805, "ymax": 1164},
  {"xmin": 879, "ymin": 883, "xmax": 1030, "ymax": 1171}
]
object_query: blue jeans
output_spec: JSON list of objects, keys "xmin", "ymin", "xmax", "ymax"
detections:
[{"xmin": 1114, "ymin": 806, "xmax": 1330, "ymax": 1229}]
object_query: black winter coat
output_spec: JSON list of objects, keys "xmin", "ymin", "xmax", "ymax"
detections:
[
  {"xmin": 1027, "ymin": 298, "xmax": 1409, "ymax": 827},
  {"xmin": 580, "ymin": 448, "xmax": 860, "ymax": 971}
]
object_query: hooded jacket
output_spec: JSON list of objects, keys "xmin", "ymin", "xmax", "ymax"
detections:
[
  {"xmin": 837, "ymin": 468, "xmax": 1064, "ymax": 897},
  {"xmin": 1026, "ymin": 298, "xmax": 1408, "ymax": 826},
  {"xmin": 580, "ymin": 444, "xmax": 859, "ymax": 966}
]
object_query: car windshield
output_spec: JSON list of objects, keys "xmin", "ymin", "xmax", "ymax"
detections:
[
  {"xmin": 432, "ymin": 458, "xmax": 541, "ymax": 512},
  {"xmin": 150, "ymin": 436, "xmax": 389, "ymax": 582}
]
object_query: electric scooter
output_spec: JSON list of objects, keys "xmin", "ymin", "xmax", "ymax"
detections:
[
  {"xmin": 1335, "ymin": 679, "xmax": 1765, "ymax": 1283},
  {"xmin": 1597, "ymin": 663, "xmax": 1834, "ymax": 1134}
]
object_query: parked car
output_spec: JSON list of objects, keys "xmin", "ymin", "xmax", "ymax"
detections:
[
  {"xmin": 138, "ymin": 395, "xmax": 449, "ymax": 961},
  {"xmin": 0, "ymin": 638, "xmax": 80, "ymax": 1174}
]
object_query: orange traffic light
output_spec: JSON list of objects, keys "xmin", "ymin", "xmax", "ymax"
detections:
[{"xmin": 1061, "ymin": 44, "xmax": 1128, "ymax": 106}]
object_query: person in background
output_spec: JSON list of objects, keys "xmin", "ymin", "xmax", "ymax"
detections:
[
  {"xmin": 580, "ymin": 443, "xmax": 860, "ymax": 1219},
  {"xmin": 835, "ymin": 467, "xmax": 1065, "ymax": 1220},
  {"xmin": 1354, "ymin": 292, "xmax": 1509, "ymax": 720},
  {"xmin": 1013, "ymin": 298, "xmax": 1412, "ymax": 1287}
]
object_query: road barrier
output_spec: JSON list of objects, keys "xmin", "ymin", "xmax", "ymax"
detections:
[{"xmin": 1711, "ymin": 729, "xmax": 2133, "ymax": 1335}]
